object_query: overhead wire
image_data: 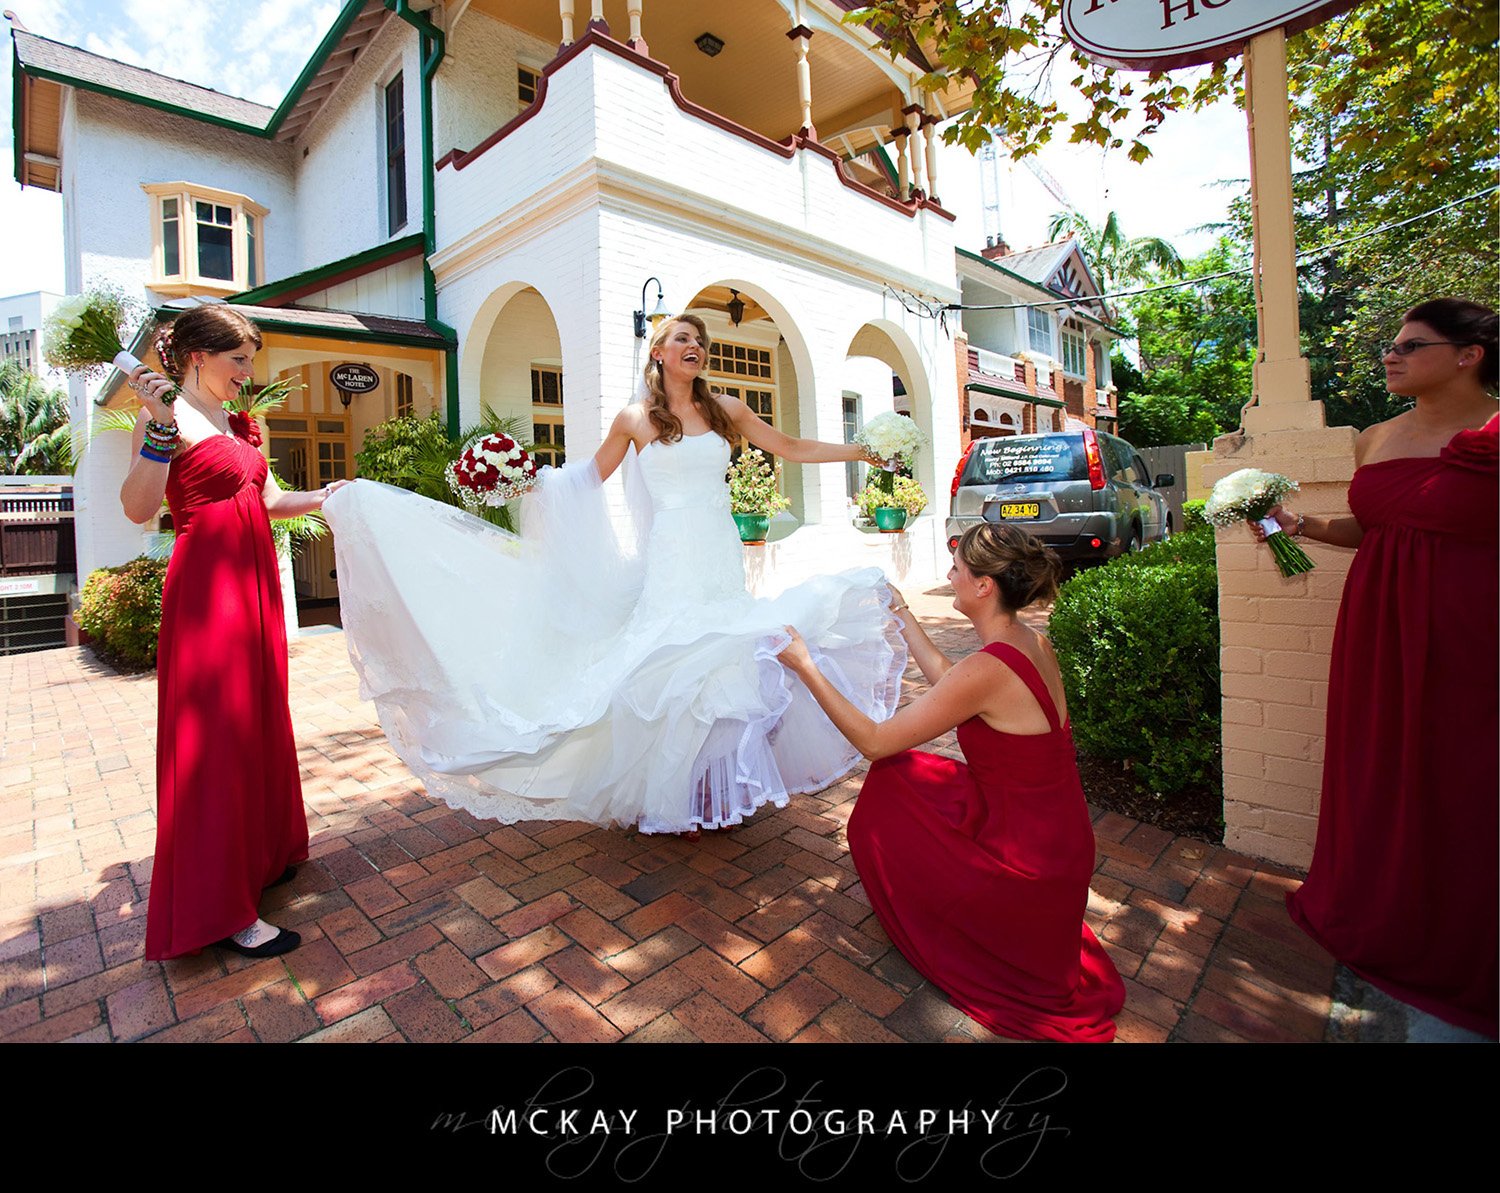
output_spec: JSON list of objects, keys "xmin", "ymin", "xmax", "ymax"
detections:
[{"xmin": 880, "ymin": 185, "xmax": 1499, "ymax": 319}]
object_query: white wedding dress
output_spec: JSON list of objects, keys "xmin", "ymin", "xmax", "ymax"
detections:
[{"xmin": 323, "ymin": 430, "xmax": 906, "ymax": 833}]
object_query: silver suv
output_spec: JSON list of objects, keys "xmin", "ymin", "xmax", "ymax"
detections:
[{"xmin": 946, "ymin": 428, "xmax": 1174, "ymax": 562}]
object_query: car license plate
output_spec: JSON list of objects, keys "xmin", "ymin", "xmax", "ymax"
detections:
[{"xmin": 998, "ymin": 502, "xmax": 1039, "ymax": 518}]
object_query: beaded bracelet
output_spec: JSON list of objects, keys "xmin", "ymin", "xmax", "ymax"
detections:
[
  {"xmin": 142, "ymin": 418, "xmax": 180, "ymax": 455},
  {"xmin": 140, "ymin": 416, "xmax": 179, "ymax": 464}
]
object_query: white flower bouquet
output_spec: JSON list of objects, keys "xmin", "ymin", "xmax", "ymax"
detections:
[
  {"xmin": 445, "ymin": 431, "xmax": 539, "ymax": 512},
  {"xmin": 43, "ymin": 287, "xmax": 175, "ymax": 402},
  {"xmin": 854, "ymin": 410, "xmax": 928, "ymax": 501},
  {"xmin": 1203, "ymin": 467, "xmax": 1315, "ymax": 577}
]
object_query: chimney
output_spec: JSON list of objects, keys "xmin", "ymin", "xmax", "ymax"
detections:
[{"xmin": 981, "ymin": 236, "xmax": 1011, "ymax": 260}]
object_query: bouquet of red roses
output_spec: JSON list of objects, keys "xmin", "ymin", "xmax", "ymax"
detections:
[{"xmin": 445, "ymin": 431, "xmax": 539, "ymax": 512}]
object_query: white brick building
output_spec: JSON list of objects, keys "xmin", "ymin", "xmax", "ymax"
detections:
[{"xmin": 11, "ymin": 0, "xmax": 981, "ymax": 615}]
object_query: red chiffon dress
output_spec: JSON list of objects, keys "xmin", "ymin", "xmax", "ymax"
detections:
[
  {"xmin": 143, "ymin": 418, "xmax": 309, "ymax": 960},
  {"xmin": 848, "ymin": 642, "xmax": 1125, "ymax": 1042},
  {"xmin": 1287, "ymin": 414, "xmax": 1498, "ymax": 1037}
]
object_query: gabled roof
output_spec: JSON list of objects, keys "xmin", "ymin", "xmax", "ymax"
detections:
[
  {"xmin": 956, "ymin": 246, "xmax": 1120, "ymax": 336},
  {"xmin": 994, "ymin": 238, "xmax": 1106, "ymax": 305},
  {"xmin": 12, "ymin": 28, "xmax": 274, "ymax": 131},
  {"xmin": 10, "ymin": 0, "xmax": 389, "ymax": 188}
]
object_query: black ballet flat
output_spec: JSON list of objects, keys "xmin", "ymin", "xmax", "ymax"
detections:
[
  {"xmin": 215, "ymin": 927, "xmax": 301, "ymax": 958},
  {"xmin": 265, "ymin": 865, "xmax": 298, "ymax": 890}
]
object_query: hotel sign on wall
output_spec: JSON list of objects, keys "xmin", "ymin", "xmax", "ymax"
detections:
[{"xmin": 1061, "ymin": 0, "xmax": 1361, "ymax": 70}]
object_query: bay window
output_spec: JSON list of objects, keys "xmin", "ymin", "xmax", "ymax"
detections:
[{"xmin": 144, "ymin": 182, "xmax": 267, "ymax": 297}]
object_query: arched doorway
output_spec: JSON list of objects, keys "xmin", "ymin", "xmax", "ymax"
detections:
[
  {"xmin": 681, "ymin": 281, "xmax": 815, "ymax": 525},
  {"xmin": 472, "ymin": 286, "xmax": 567, "ymax": 467},
  {"xmin": 843, "ymin": 320, "xmax": 937, "ymax": 505}
]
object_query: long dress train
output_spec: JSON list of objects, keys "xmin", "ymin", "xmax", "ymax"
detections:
[
  {"xmin": 324, "ymin": 431, "xmax": 906, "ymax": 833},
  {"xmin": 144, "ymin": 430, "xmax": 309, "ymax": 960}
]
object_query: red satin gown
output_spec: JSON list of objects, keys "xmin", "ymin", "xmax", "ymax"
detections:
[
  {"xmin": 143, "ymin": 420, "xmax": 309, "ymax": 960},
  {"xmin": 1288, "ymin": 414, "xmax": 1498, "ymax": 1037},
  {"xmin": 848, "ymin": 642, "xmax": 1125, "ymax": 1042}
]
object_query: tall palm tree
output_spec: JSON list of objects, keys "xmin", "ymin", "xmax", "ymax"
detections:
[
  {"xmin": 1047, "ymin": 210, "xmax": 1184, "ymax": 296},
  {"xmin": 0, "ymin": 361, "xmax": 71, "ymax": 474}
]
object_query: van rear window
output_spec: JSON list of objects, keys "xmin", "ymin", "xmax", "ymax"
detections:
[{"xmin": 962, "ymin": 435, "xmax": 1085, "ymax": 485}]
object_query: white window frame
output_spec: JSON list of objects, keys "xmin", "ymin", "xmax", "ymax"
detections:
[
  {"xmin": 143, "ymin": 182, "xmax": 268, "ymax": 298},
  {"xmin": 1061, "ymin": 322, "xmax": 1088, "ymax": 377},
  {"xmin": 1027, "ymin": 305, "xmax": 1054, "ymax": 356}
]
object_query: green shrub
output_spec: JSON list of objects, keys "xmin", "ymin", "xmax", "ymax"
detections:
[
  {"xmin": 1181, "ymin": 498, "xmax": 1208, "ymax": 532},
  {"xmin": 353, "ymin": 413, "xmax": 454, "ymax": 495},
  {"xmin": 76, "ymin": 555, "xmax": 169, "ymax": 671},
  {"xmin": 1111, "ymin": 521, "xmax": 1216, "ymax": 571},
  {"xmin": 1050, "ymin": 545, "xmax": 1221, "ymax": 796}
]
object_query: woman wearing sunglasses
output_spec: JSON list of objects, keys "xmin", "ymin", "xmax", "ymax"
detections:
[{"xmin": 1255, "ymin": 298, "xmax": 1497, "ymax": 1040}]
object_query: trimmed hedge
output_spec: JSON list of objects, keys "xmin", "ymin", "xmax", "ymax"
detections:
[
  {"xmin": 1050, "ymin": 527, "xmax": 1221, "ymax": 796},
  {"xmin": 76, "ymin": 555, "xmax": 169, "ymax": 671}
]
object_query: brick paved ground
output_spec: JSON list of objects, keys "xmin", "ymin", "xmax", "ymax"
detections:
[{"xmin": 0, "ymin": 584, "xmax": 1342, "ymax": 1044}]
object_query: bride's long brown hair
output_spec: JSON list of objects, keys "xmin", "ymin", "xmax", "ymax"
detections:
[{"xmin": 643, "ymin": 314, "xmax": 736, "ymax": 444}]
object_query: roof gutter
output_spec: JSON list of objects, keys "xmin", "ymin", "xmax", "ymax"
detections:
[{"xmin": 386, "ymin": 0, "xmax": 460, "ymax": 433}]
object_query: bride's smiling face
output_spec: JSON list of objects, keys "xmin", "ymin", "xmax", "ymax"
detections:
[{"xmin": 652, "ymin": 321, "xmax": 706, "ymax": 383}]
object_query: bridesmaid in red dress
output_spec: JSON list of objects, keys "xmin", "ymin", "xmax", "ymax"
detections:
[
  {"xmin": 778, "ymin": 523, "xmax": 1124, "ymax": 1042},
  {"xmin": 1260, "ymin": 299, "xmax": 1498, "ymax": 1039},
  {"xmin": 121, "ymin": 305, "xmax": 348, "ymax": 960}
]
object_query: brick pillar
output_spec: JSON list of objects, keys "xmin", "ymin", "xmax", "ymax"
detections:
[{"xmin": 1203, "ymin": 405, "xmax": 1357, "ymax": 868}]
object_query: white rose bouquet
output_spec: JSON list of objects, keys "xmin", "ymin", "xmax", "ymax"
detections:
[
  {"xmin": 445, "ymin": 431, "xmax": 539, "ymax": 511},
  {"xmin": 1203, "ymin": 467, "xmax": 1315, "ymax": 577},
  {"xmin": 43, "ymin": 287, "xmax": 175, "ymax": 403},
  {"xmin": 854, "ymin": 410, "xmax": 928, "ymax": 500}
]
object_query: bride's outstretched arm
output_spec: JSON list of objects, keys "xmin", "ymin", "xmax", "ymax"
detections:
[{"xmin": 721, "ymin": 396, "xmax": 880, "ymax": 466}]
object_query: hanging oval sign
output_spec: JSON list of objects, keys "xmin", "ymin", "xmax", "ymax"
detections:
[
  {"xmin": 1061, "ymin": 0, "xmax": 1360, "ymax": 71},
  {"xmin": 330, "ymin": 362, "xmax": 380, "ymax": 393}
]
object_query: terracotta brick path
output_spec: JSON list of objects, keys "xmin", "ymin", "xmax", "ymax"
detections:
[{"xmin": 0, "ymin": 585, "xmax": 1340, "ymax": 1044}]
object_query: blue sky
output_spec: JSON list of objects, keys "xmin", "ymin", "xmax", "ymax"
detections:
[{"xmin": 0, "ymin": 0, "xmax": 1248, "ymax": 300}]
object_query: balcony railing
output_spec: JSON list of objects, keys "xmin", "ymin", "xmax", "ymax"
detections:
[{"xmin": 433, "ymin": 35, "xmax": 954, "ymax": 284}]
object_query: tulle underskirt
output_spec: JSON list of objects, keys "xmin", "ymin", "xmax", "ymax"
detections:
[{"xmin": 326, "ymin": 479, "xmax": 906, "ymax": 833}]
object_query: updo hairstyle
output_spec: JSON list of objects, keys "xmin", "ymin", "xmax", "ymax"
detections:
[
  {"xmin": 153, "ymin": 305, "xmax": 263, "ymax": 383},
  {"xmin": 955, "ymin": 522, "xmax": 1062, "ymax": 612},
  {"xmin": 1404, "ymin": 298, "xmax": 1498, "ymax": 391}
]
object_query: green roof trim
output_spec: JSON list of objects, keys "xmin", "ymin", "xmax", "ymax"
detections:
[
  {"xmin": 264, "ymin": 0, "xmax": 373, "ymax": 136},
  {"xmin": 230, "ymin": 233, "xmax": 426, "ymax": 306},
  {"xmin": 956, "ymin": 247, "xmax": 1124, "ymax": 336},
  {"xmin": 12, "ymin": 0, "xmax": 374, "ymax": 142},
  {"xmin": 965, "ymin": 381, "xmax": 1065, "ymax": 409},
  {"xmin": 11, "ymin": 45, "xmax": 23, "ymax": 187},
  {"xmin": 209, "ymin": 314, "xmax": 455, "ymax": 351},
  {"xmin": 16, "ymin": 59, "xmax": 268, "ymax": 135}
]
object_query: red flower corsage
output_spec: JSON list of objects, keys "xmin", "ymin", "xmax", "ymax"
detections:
[
  {"xmin": 228, "ymin": 410, "xmax": 263, "ymax": 448},
  {"xmin": 1440, "ymin": 413, "xmax": 1498, "ymax": 474}
]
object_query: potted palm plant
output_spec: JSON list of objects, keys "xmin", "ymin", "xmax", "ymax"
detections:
[{"xmin": 726, "ymin": 447, "xmax": 790, "ymax": 544}]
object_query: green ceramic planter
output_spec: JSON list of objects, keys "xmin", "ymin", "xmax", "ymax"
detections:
[
  {"xmin": 733, "ymin": 513, "xmax": 772, "ymax": 544},
  {"xmin": 874, "ymin": 506, "xmax": 908, "ymax": 533}
]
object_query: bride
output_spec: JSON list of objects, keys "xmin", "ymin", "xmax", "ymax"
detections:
[{"xmin": 325, "ymin": 314, "xmax": 907, "ymax": 834}]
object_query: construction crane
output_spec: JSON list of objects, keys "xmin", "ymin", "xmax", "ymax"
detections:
[{"xmin": 978, "ymin": 131, "xmax": 1078, "ymax": 246}]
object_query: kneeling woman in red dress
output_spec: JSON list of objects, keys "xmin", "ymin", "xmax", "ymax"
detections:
[
  {"xmin": 778, "ymin": 523, "xmax": 1123, "ymax": 1042},
  {"xmin": 121, "ymin": 305, "xmax": 348, "ymax": 960}
]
